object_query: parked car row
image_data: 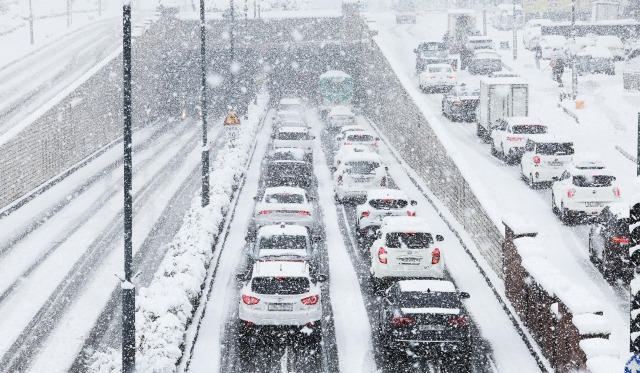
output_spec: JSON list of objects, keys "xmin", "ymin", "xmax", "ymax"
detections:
[
  {"xmin": 237, "ymin": 98, "xmax": 327, "ymax": 345},
  {"xmin": 325, "ymin": 117, "xmax": 473, "ymax": 365}
]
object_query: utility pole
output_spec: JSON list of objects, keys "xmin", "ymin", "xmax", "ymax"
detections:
[
  {"xmin": 512, "ymin": 0, "xmax": 517, "ymax": 60},
  {"xmin": 67, "ymin": 0, "xmax": 72, "ymax": 27},
  {"xmin": 200, "ymin": 0, "xmax": 210, "ymax": 207},
  {"xmin": 571, "ymin": 0, "xmax": 578, "ymax": 99},
  {"xmin": 29, "ymin": 0, "xmax": 34, "ymax": 45},
  {"xmin": 483, "ymin": 2, "xmax": 487, "ymax": 36},
  {"xmin": 121, "ymin": 3, "xmax": 135, "ymax": 372},
  {"xmin": 254, "ymin": 0, "xmax": 256, "ymax": 18}
]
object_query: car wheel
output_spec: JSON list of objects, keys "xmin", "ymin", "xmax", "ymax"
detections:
[
  {"xmin": 334, "ymin": 194, "xmax": 342, "ymax": 204},
  {"xmin": 560, "ymin": 202, "xmax": 571, "ymax": 225},
  {"xmin": 528, "ymin": 173, "xmax": 536, "ymax": 189},
  {"xmin": 551, "ymin": 192, "xmax": 559, "ymax": 214},
  {"xmin": 370, "ymin": 276, "xmax": 382, "ymax": 293},
  {"xmin": 490, "ymin": 142, "xmax": 498, "ymax": 157}
]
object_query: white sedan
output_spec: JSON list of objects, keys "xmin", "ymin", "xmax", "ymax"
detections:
[
  {"xmin": 418, "ymin": 63, "xmax": 456, "ymax": 93},
  {"xmin": 327, "ymin": 105, "xmax": 356, "ymax": 129},
  {"xmin": 336, "ymin": 130, "xmax": 380, "ymax": 153},
  {"xmin": 253, "ymin": 186, "xmax": 315, "ymax": 231}
]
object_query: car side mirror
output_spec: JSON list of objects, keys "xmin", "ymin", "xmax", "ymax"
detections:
[
  {"xmin": 312, "ymin": 135, "xmax": 316, "ymax": 139},
  {"xmin": 435, "ymin": 234, "xmax": 444, "ymax": 242},
  {"xmin": 375, "ymin": 230, "xmax": 383, "ymax": 239},
  {"xmin": 271, "ymin": 115, "xmax": 276, "ymax": 120},
  {"xmin": 245, "ymin": 234, "xmax": 255, "ymax": 242},
  {"xmin": 312, "ymin": 234, "xmax": 322, "ymax": 242},
  {"xmin": 375, "ymin": 137, "xmax": 380, "ymax": 141},
  {"xmin": 308, "ymin": 196, "xmax": 316, "ymax": 201},
  {"xmin": 411, "ymin": 200, "xmax": 418, "ymax": 206},
  {"xmin": 236, "ymin": 273, "xmax": 247, "ymax": 282},
  {"xmin": 336, "ymin": 135, "xmax": 343, "ymax": 141},
  {"xmin": 460, "ymin": 292, "xmax": 470, "ymax": 299},
  {"xmin": 413, "ymin": 48, "xmax": 418, "ymax": 53},
  {"xmin": 330, "ymin": 166, "xmax": 337, "ymax": 173},
  {"xmin": 315, "ymin": 274, "xmax": 328, "ymax": 282},
  {"xmin": 385, "ymin": 166, "xmax": 389, "ymax": 171},
  {"xmin": 253, "ymin": 196, "xmax": 260, "ymax": 202},
  {"xmin": 271, "ymin": 133, "xmax": 275, "ymax": 139}
]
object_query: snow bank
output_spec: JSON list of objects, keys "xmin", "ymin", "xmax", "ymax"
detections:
[
  {"xmin": 87, "ymin": 95, "xmax": 268, "ymax": 372},
  {"xmin": 586, "ymin": 354, "xmax": 626, "ymax": 373},
  {"xmin": 514, "ymin": 237, "xmax": 547, "ymax": 259},
  {"xmin": 502, "ymin": 213, "xmax": 538, "ymax": 236}
]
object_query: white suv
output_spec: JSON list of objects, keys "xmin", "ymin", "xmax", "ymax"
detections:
[
  {"xmin": 355, "ymin": 189, "xmax": 417, "ymax": 240},
  {"xmin": 520, "ymin": 135, "xmax": 574, "ymax": 188},
  {"xmin": 327, "ymin": 105, "xmax": 356, "ymax": 128},
  {"xmin": 490, "ymin": 117, "xmax": 548, "ymax": 163},
  {"xmin": 336, "ymin": 130, "xmax": 380, "ymax": 153},
  {"xmin": 334, "ymin": 152, "xmax": 388, "ymax": 203},
  {"xmin": 551, "ymin": 155, "xmax": 621, "ymax": 224},
  {"xmin": 237, "ymin": 260, "xmax": 326, "ymax": 342},
  {"xmin": 248, "ymin": 224, "xmax": 318, "ymax": 264},
  {"xmin": 272, "ymin": 126, "xmax": 315, "ymax": 159},
  {"xmin": 369, "ymin": 216, "xmax": 445, "ymax": 292},
  {"xmin": 253, "ymin": 187, "xmax": 315, "ymax": 231}
]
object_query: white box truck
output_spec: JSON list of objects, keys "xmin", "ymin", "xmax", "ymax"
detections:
[{"xmin": 476, "ymin": 76, "xmax": 529, "ymax": 141}]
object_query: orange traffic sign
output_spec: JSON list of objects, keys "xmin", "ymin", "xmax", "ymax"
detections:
[{"xmin": 224, "ymin": 110, "xmax": 241, "ymax": 125}]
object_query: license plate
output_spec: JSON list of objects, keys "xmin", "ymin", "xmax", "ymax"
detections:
[
  {"xmin": 399, "ymin": 257, "xmax": 421, "ymax": 264},
  {"xmin": 268, "ymin": 303, "xmax": 293, "ymax": 311},
  {"xmin": 549, "ymin": 161, "xmax": 563, "ymax": 166},
  {"xmin": 419, "ymin": 324, "xmax": 446, "ymax": 331},
  {"xmin": 585, "ymin": 201, "xmax": 603, "ymax": 207},
  {"xmin": 354, "ymin": 178, "xmax": 370, "ymax": 183}
]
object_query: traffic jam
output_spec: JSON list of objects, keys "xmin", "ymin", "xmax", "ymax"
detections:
[{"xmin": 211, "ymin": 93, "xmax": 508, "ymax": 373}]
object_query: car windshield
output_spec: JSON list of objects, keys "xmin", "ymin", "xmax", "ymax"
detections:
[
  {"xmin": 345, "ymin": 161, "xmax": 380, "ymax": 174},
  {"xmin": 457, "ymin": 88, "xmax": 479, "ymax": 96},
  {"xmin": 268, "ymin": 163, "xmax": 310, "ymax": 177},
  {"xmin": 572, "ymin": 175, "xmax": 615, "ymax": 187},
  {"xmin": 277, "ymin": 132, "xmax": 308, "ymax": 140},
  {"xmin": 396, "ymin": 291, "xmax": 460, "ymax": 309},
  {"xmin": 428, "ymin": 66, "xmax": 451, "ymax": 73},
  {"xmin": 512, "ymin": 125, "xmax": 547, "ymax": 134},
  {"xmin": 346, "ymin": 134, "xmax": 374, "ymax": 142},
  {"xmin": 385, "ymin": 232, "xmax": 433, "ymax": 249},
  {"xmin": 272, "ymin": 152, "xmax": 301, "ymax": 161},
  {"xmin": 266, "ymin": 193, "xmax": 304, "ymax": 204},
  {"xmin": 259, "ymin": 234, "xmax": 307, "ymax": 251},
  {"xmin": 369, "ymin": 199, "xmax": 408, "ymax": 209},
  {"xmin": 252, "ymin": 277, "xmax": 310, "ymax": 295},
  {"xmin": 537, "ymin": 142, "xmax": 574, "ymax": 155}
]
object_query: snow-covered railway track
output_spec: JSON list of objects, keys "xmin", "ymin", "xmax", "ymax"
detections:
[{"xmin": 0, "ymin": 118, "xmax": 220, "ymax": 372}]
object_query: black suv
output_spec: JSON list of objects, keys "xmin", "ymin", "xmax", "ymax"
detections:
[{"xmin": 589, "ymin": 203, "xmax": 640, "ymax": 283}]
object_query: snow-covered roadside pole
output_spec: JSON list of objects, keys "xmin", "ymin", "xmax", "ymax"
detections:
[
  {"xmin": 121, "ymin": 2, "xmax": 136, "ymax": 372},
  {"xmin": 200, "ymin": 0, "xmax": 210, "ymax": 208}
]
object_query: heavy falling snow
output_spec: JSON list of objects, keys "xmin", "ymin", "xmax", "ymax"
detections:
[{"xmin": 1, "ymin": 0, "xmax": 640, "ymax": 372}]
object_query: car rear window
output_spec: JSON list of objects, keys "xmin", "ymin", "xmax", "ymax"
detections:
[
  {"xmin": 512, "ymin": 125, "xmax": 548, "ymax": 134},
  {"xmin": 252, "ymin": 277, "xmax": 310, "ymax": 295},
  {"xmin": 572, "ymin": 175, "xmax": 615, "ymax": 187},
  {"xmin": 397, "ymin": 291, "xmax": 460, "ymax": 309},
  {"xmin": 346, "ymin": 134, "xmax": 374, "ymax": 142},
  {"xmin": 537, "ymin": 142, "xmax": 574, "ymax": 156},
  {"xmin": 428, "ymin": 66, "xmax": 451, "ymax": 73},
  {"xmin": 369, "ymin": 199, "xmax": 408, "ymax": 209},
  {"xmin": 345, "ymin": 161, "xmax": 380, "ymax": 174},
  {"xmin": 266, "ymin": 193, "xmax": 304, "ymax": 204},
  {"xmin": 269, "ymin": 163, "xmax": 310, "ymax": 176},
  {"xmin": 277, "ymin": 132, "xmax": 308, "ymax": 140},
  {"xmin": 259, "ymin": 235, "xmax": 307, "ymax": 251},
  {"xmin": 385, "ymin": 232, "xmax": 433, "ymax": 249}
]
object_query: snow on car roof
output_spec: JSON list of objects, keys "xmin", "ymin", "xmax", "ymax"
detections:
[
  {"xmin": 337, "ymin": 145, "xmax": 371, "ymax": 156},
  {"xmin": 276, "ymin": 110, "xmax": 302, "ymax": 117},
  {"xmin": 381, "ymin": 216, "xmax": 430, "ymax": 233},
  {"xmin": 257, "ymin": 224, "xmax": 309, "ymax": 238},
  {"xmin": 320, "ymin": 70, "xmax": 351, "ymax": 79},
  {"xmin": 572, "ymin": 153, "xmax": 605, "ymax": 169},
  {"xmin": 468, "ymin": 36, "xmax": 493, "ymax": 42},
  {"xmin": 341, "ymin": 151, "xmax": 382, "ymax": 163},
  {"xmin": 277, "ymin": 126, "xmax": 308, "ymax": 133},
  {"xmin": 579, "ymin": 46, "xmax": 613, "ymax": 58},
  {"xmin": 540, "ymin": 35, "xmax": 566, "ymax": 44},
  {"xmin": 340, "ymin": 124, "xmax": 366, "ymax": 132},
  {"xmin": 427, "ymin": 63, "xmax": 453, "ymax": 69},
  {"xmin": 254, "ymin": 260, "xmax": 309, "ymax": 277},
  {"xmin": 279, "ymin": 98, "xmax": 303, "ymax": 105},
  {"xmin": 506, "ymin": 116, "xmax": 543, "ymax": 125},
  {"xmin": 342, "ymin": 130, "xmax": 375, "ymax": 137},
  {"xmin": 480, "ymin": 76, "xmax": 528, "ymax": 85},
  {"xmin": 607, "ymin": 202, "xmax": 630, "ymax": 219},
  {"xmin": 366, "ymin": 188, "xmax": 409, "ymax": 200},
  {"xmin": 398, "ymin": 279, "xmax": 456, "ymax": 293},
  {"xmin": 526, "ymin": 133, "xmax": 572, "ymax": 143},
  {"xmin": 329, "ymin": 106, "xmax": 354, "ymax": 115},
  {"xmin": 264, "ymin": 186, "xmax": 306, "ymax": 196},
  {"xmin": 273, "ymin": 148, "xmax": 306, "ymax": 160}
]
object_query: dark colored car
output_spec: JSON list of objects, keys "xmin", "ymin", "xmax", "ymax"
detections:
[
  {"xmin": 414, "ymin": 41, "xmax": 457, "ymax": 73},
  {"xmin": 589, "ymin": 203, "xmax": 640, "ymax": 283},
  {"xmin": 575, "ymin": 46, "xmax": 615, "ymax": 75},
  {"xmin": 264, "ymin": 159, "xmax": 313, "ymax": 189},
  {"xmin": 468, "ymin": 49, "xmax": 502, "ymax": 75},
  {"xmin": 441, "ymin": 84, "xmax": 480, "ymax": 122},
  {"xmin": 376, "ymin": 280, "xmax": 472, "ymax": 364}
]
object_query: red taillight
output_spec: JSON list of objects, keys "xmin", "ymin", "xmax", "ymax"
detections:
[
  {"xmin": 258, "ymin": 210, "xmax": 271, "ymax": 215},
  {"xmin": 567, "ymin": 188, "xmax": 576, "ymax": 198},
  {"xmin": 344, "ymin": 142, "xmax": 350, "ymax": 145},
  {"xmin": 301, "ymin": 295, "xmax": 319, "ymax": 305},
  {"xmin": 447, "ymin": 75, "xmax": 456, "ymax": 79},
  {"xmin": 242, "ymin": 295, "xmax": 260, "ymax": 305},
  {"xmin": 533, "ymin": 156, "xmax": 540, "ymax": 164},
  {"xmin": 329, "ymin": 116, "xmax": 334, "ymax": 120},
  {"xmin": 506, "ymin": 136, "xmax": 523, "ymax": 141},
  {"xmin": 613, "ymin": 187, "xmax": 621, "ymax": 197},
  {"xmin": 371, "ymin": 142, "xmax": 377, "ymax": 147},
  {"xmin": 337, "ymin": 175, "xmax": 343, "ymax": 185},
  {"xmin": 349, "ymin": 115, "xmax": 354, "ymax": 120},
  {"xmin": 381, "ymin": 176, "xmax": 387, "ymax": 187},
  {"xmin": 431, "ymin": 248, "xmax": 441, "ymax": 265},
  {"xmin": 361, "ymin": 211, "xmax": 371, "ymax": 217},
  {"xmin": 392, "ymin": 316, "xmax": 415, "ymax": 327},
  {"xmin": 298, "ymin": 211, "xmax": 310, "ymax": 215},
  {"xmin": 454, "ymin": 101, "xmax": 461, "ymax": 106},
  {"xmin": 448, "ymin": 316, "xmax": 469, "ymax": 327},
  {"xmin": 407, "ymin": 211, "xmax": 416, "ymax": 216},
  {"xmin": 613, "ymin": 237, "xmax": 630, "ymax": 245},
  {"xmin": 426, "ymin": 75, "xmax": 435, "ymax": 79},
  {"xmin": 378, "ymin": 247, "xmax": 387, "ymax": 264}
]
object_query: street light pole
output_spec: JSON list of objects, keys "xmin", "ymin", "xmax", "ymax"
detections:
[
  {"xmin": 200, "ymin": 0, "xmax": 210, "ymax": 207},
  {"xmin": 28, "ymin": 0, "xmax": 34, "ymax": 45},
  {"xmin": 571, "ymin": 0, "xmax": 578, "ymax": 99},
  {"xmin": 512, "ymin": 0, "xmax": 517, "ymax": 60},
  {"xmin": 121, "ymin": 3, "xmax": 135, "ymax": 372},
  {"xmin": 483, "ymin": 3, "xmax": 487, "ymax": 36}
]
